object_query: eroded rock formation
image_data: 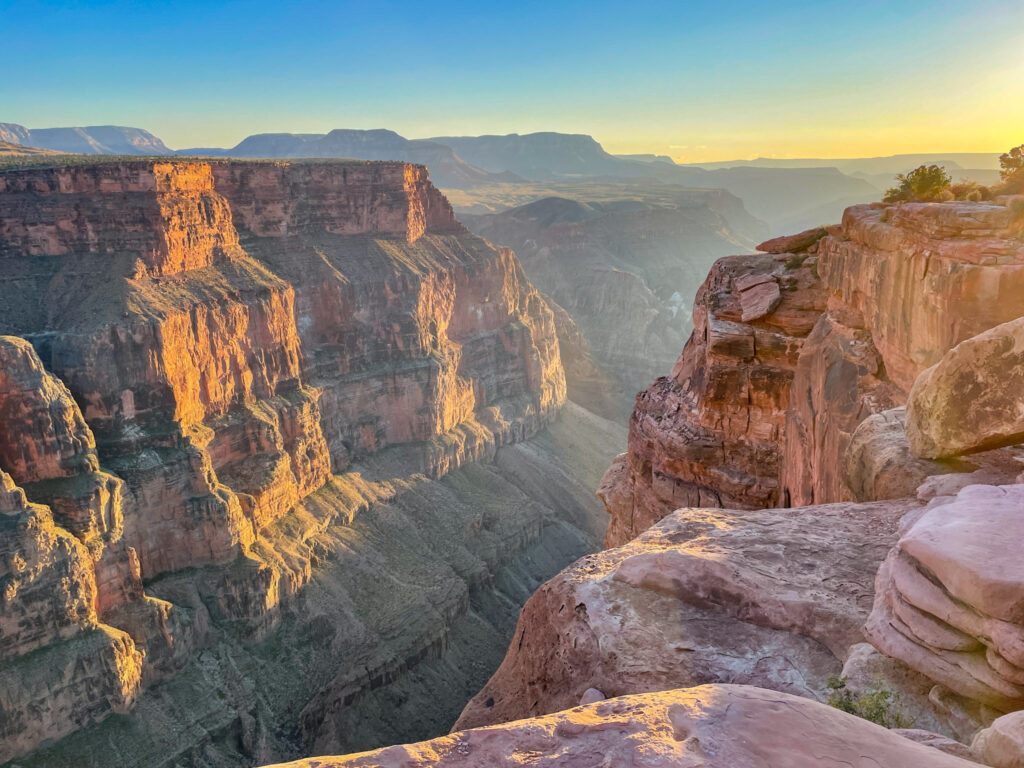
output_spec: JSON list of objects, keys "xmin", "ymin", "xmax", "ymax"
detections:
[
  {"xmin": 601, "ymin": 199, "xmax": 1024, "ymax": 545},
  {"xmin": 0, "ymin": 158, "xmax": 602, "ymax": 765},
  {"xmin": 599, "ymin": 250, "xmax": 827, "ymax": 545},
  {"xmin": 866, "ymin": 484, "xmax": 1024, "ymax": 714}
]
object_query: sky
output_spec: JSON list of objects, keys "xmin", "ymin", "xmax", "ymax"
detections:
[{"xmin": 3, "ymin": 0, "xmax": 1022, "ymax": 162}]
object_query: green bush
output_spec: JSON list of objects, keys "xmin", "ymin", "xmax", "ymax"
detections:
[
  {"xmin": 826, "ymin": 675, "xmax": 913, "ymax": 729},
  {"xmin": 884, "ymin": 165, "xmax": 952, "ymax": 203},
  {"xmin": 1000, "ymin": 145, "xmax": 1024, "ymax": 179},
  {"xmin": 996, "ymin": 144, "xmax": 1024, "ymax": 195},
  {"xmin": 950, "ymin": 180, "xmax": 992, "ymax": 201}
]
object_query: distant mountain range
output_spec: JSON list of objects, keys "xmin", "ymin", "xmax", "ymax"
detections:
[
  {"xmin": 0, "ymin": 120, "xmax": 1003, "ymax": 232},
  {"xmin": 0, "ymin": 123, "xmax": 172, "ymax": 155},
  {"xmin": 177, "ymin": 129, "xmax": 522, "ymax": 188}
]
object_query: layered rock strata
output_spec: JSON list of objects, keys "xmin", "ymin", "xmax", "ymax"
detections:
[
  {"xmin": 599, "ymin": 250, "xmax": 827, "ymax": 545},
  {"xmin": 262, "ymin": 685, "xmax": 977, "ymax": 768},
  {"xmin": 865, "ymin": 484, "xmax": 1024, "ymax": 714},
  {"xmin": 602, "ymin": 199, "xmax": 1024, "ymax": 545},
  {"xmin": 0, "ymin": 159, "xmax": 579, "ymax": 765}
]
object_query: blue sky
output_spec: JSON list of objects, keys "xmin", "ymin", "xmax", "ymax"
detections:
[{"xmin": 3, "ymin": 0, "xmax": 1022, "ymax": 160}]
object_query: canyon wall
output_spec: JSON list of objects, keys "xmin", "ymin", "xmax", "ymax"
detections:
[
  {"xmin": 0, "ymin": 158, "xmax": 618, "ymax": 766},
  {"xmin": 601, "ymin": 201, "xmax": 1024, "ymax": 545}
]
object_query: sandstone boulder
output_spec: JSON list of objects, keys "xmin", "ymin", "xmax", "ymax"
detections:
[
  {"xmin": 264, "ymin": 685, "xmax": 978, "ymax": 768},
  {"xmin": 866, "ymin": 484, "xmax": 1024, "ymax": 713},
  {"xmin": 907, "ymin": 316, "xmax": 1024, "ymax": 459},
  {"xmin": 842, "ymin": 408, "xmax": 1024, "ymax": 503},
  {"xmin": 973, "ymin": 710, "xmax": 1024, "ymax": 768},
  {"xmin": 457, "ymin": 497, "xmax": 915, "ymax": 730}
]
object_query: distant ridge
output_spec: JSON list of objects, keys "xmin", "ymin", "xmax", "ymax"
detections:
[
  {"xmin": 2, "ymin": 121, "xmax": 940, "ymax": 230},
  {"xmin": 0, "ymin": 122, "xmax": 172, "ymax": 155},
  {"xmin": 681, "ymin": 152, "xmax": 1003, "ymax": 173},
  {"xmin": 175, "ymin": 128, "xmax": 519, "ymax": 188},
  {"xmin": 0, "ymin": 140, "xmax": 67, "ymax": 157}
]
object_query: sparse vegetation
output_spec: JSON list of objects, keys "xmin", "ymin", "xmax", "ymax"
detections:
[
  {"xmin": 997, "ymin": 143, "xmax": 1024, "ymax": 194},
  {"xmin": 1000, "ymin": 144, "xmax": 1024, "ymax": 178},
  {"xmin": 826, "ymin": 675, "xmax": 913, "ymax": 729},
  {"xmin": 950, "ymin": 180, "xmax": 992, "ymax": 201},
  {"xmin": 883, "ymin": 164, "xmax": 952, "ymax": 203}
]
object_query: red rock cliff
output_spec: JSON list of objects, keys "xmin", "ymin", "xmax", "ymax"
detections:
[
  {"xmin": 601, "ymin": 200, "xmax": 1024, "ymax": 546},
  {"xmin": 0, "ymin": 159, "xmax": 565, "ymax": 762}
]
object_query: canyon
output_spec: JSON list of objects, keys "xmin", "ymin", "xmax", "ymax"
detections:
[
  {"xmin": 461, "ymin": 191, "xmax": 765, "ymax": 419},
  {"xmin": 0, "ymin": 158, "xmax": 621, "ymax": 766},
  {"xmin": 261, "ymin": 192, "xmax": 1024, "ymax": 766},
  {"xmin": 5, "ymin": 149, "xmax": 1024, "ymax": 768}
]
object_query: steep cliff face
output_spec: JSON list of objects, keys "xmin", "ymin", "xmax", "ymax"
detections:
[
  {"xmin": 0, "ymin": 158, "xmax": 589, "ymax": 765},
  {"xmin": 601, "ymin": 200, "xmax": 1024, "ymax": 545}
]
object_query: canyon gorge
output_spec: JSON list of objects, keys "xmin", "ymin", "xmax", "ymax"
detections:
[
  {"xmin": 0, "ymin": 158, "xmax": 621, "ymax": 766},
  {"xmin": 3, "ymin": 149, "xmax": 1024, "ymax": 768}
]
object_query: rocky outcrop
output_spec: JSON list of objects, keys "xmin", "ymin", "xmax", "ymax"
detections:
[
  {"xmin": 819, "ymin": 202, "xmax": 1024, "ymax": 393},
  {"xmin": 756, "ymin": 226, "xmax": 827, "ymax": 254},
  {"xmin": 599, "ymin": 251, "xmax": 826, "ymax": 545},
  {"xmin": 865, "ymin": 484, "xmax": 1024, "ymax": 714},
  {"xmin": 456, "ymin": 497, "xmax": 914, "ymax": 730},
  {"xmin": 602, "ymin": 199, "xmax": 1024, "ymax": 544},
  {"xmin": 0, "ymin": 343, "xmax": 153, "ymax": 755},
  {"xmin": 262, "ymin": 685, "xmax": 978, "ymax": 768},
  {"xmin": 0, "ymin": 158, "xmax": 580, "ymax": 764},
  {"xmin": 907, "ymin": 315, "xmax": 1024, "ymax": 458}
]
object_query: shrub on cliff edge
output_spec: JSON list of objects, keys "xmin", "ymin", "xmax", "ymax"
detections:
[
  {"xmin": 883, "ymin": 164, "xmax": 952, "ymax": 203},
  {"xmin": 997, "ymin": 143, "xmax": 1024, "ymax": 194}
]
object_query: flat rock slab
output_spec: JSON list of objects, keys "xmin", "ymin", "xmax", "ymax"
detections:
[
  {"xmin": 739, "ymin": 278, "xmax": 782, "ymax": 322},
  {"xmin": 262, "ymin": 685, "xmax": 978, "ymax": 768},
  {"xmin": 756, "ymin": 226, "xmax": 828, "ymax": 254},
  {"xmin": 456, "ymin": 498, "xmax": 917, "ymax": 731}
]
